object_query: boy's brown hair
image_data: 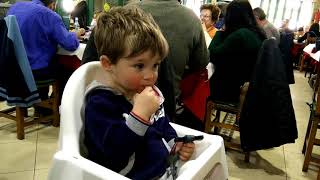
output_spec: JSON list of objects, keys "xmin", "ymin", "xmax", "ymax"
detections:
[
  {"xmin": 200, "ymin": 4, "xmax": 221, "ymax": 23},
  {"xmin": 94, "ymin": 6, "xmax": 169, "ymax": 64}
]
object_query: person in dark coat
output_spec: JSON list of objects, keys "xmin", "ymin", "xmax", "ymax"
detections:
[
  {"xmin": 279, "ymin": 28, "xmax": 295, "ymax": 84},
  {"xmin": 82, "ymin": 29, "xmax": 98, "ymax": 64},
  {"xmin": 208, "ymin": 0, "xmax": 266, "ymax": 103},
  {"xmin": 239, "ymin": 38, "xmax": 298, "ymax": 152}
]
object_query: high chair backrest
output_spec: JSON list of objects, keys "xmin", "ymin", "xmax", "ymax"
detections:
[{"xmin": 58, "ymin": 61, "xmax": 104, "ymax": 155}]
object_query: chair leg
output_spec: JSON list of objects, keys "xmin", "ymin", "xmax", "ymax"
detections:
[
  {"xmin": 16, "ymin": 107, "xmax": 25, "ymax": 140},
  {"xmin": 305, "ymin": 61, "xmax": 310, "ymax": 77},
  {"xmin": 52, "ymin": 82, "xmax": 60, "ymax": 127},
  {"xmin": 213, "ymin": 110, "xmax": 221, "ymax": 134},
  {"xmin": 305, "ymin": 70, "xmax": 308, "ymax": 78},
  {"xmin": 302, "ymin": 116, "xmax": 319, "ymax": 172},
  {"xmin": 244, "ymin": 152, "xmax": 250, "ymax": 163},
  {"xmin": 303, "ymin": 109, "xmax": 313, "ymax": 154},
  {"xmin": 300, "ymin": 56, "xmax": 306, "ymax": 72}
]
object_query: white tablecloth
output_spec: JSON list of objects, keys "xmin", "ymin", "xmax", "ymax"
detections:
[
  {"xmin": 57, "ymin": 43, "xmax": 86, "ymax": 60},
  {"xmin": 303, "ymin": 43, "xmax": 320, "ymax": 62}
]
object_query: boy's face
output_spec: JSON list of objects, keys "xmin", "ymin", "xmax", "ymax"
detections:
[{"xmin": 103, "ymin": 50, "xmax": 161, "ymax": 95}]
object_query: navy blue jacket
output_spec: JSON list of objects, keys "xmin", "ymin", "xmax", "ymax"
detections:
[{"xmin": 84, "ymin": 83, "xmax": 177, "ymax": 180}]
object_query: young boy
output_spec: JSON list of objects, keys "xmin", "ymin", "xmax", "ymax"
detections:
[{"xmin": 83, "ymin": 6, "xmax": 195, "ymax": 179}]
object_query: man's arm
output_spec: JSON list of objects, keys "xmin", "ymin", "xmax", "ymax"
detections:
[{"xmin": 50, "ymin": 14, "xmax": 80, "ymax": 51}]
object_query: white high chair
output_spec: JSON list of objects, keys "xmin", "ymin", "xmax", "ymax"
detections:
[{"xmin": 47, "ymin": 62, "xmax": 228, "ymax": 180}]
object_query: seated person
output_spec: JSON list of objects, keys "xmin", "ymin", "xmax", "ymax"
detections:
[
  {"xmin": 83, "ymin": 6, "xmax": 195, "ymax": 180},
  {"xmin": 200, "ymin": 4, "xmax": 221, "ymax": 39},
  {"xmin": 295, "ymin": 27, "xmax": 304, "ymax": 40},
  {"xmin": 81, "ymin": 29, "xmax": 97, "ymax": 64},
  {"xmin": 7, "ymin": 0, "xmax": 84, "ymax": 108},
  {"xmin": 298, "ymin": 23, "xmax": 320, "ymax": 43},
  {"xmin": 208, "ymin": 0, "xmax": 266, "ymax": 103},
  {"xmin": 89, "ymin": 3, "xmax": 109, "ymax": 30},
  {"xmin": 82, "ymin": 8, "xmax": 108, "ymax": 64},
  {"xmin": 71, "ymin": 0, "xmax": 87, "ymax": 29},
  {"xmin": 89, "ymin": 10, "xmax": 102, "ymax": 29}
]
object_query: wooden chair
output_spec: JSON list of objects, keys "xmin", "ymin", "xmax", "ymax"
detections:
[
  {"xmin": 302, "ymin": 64, "xmax": 320, "ymax": 172},
  {"xmin": 302, "ymin": 112, "xmax": 320, "ymax": 172},
  {"xmin": 204, "ymin": 83, "xmax": 250, "ymax": 162},
  {"xmin": 0, "ymin": 15, "xmax": 60, "ymax": 140},
  {"xmin": 0, "ymin": 81, "xmax": 60, "ymax": 140}
]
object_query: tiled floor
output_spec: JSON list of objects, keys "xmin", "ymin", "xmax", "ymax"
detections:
[
  {"xmin": 0, "ymin": 70, "xmax": 318, "ymax": 180},
  {"xmin": 0, "ymin": 110, "xmax": 59, "ymax": 180}
]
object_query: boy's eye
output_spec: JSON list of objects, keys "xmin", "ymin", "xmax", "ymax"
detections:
[{"xmin": 133, "ymin": 63, "xmax": 144, "ymax": 70}]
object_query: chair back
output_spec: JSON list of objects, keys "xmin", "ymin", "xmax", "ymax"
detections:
[
  {"xmin": 0, "ymin": 15, "xmax": 60, "ymax": 139},
  {"xmin": 306, "ymin": 33, "xmax": 317, "ymax": 45},
  {"xmin": 0, "ymin": 15, "xmax": 41, "ymax": 107}
]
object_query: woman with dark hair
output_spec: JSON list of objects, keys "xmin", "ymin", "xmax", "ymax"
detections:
[
  {"xmin": 208, "ymin": 0, "xmax": 266, "ymax": 103},
  {"xmin": 71, "ymin": 0, "xmax": 87, "ymax": 29}
]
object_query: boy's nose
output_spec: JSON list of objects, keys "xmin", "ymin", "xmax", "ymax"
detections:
[{"xmin": 144, "ymin": 71, "xmax": 155, "ymax": 80}]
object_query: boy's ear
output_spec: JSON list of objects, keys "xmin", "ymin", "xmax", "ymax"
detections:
[{"xmin": 100, "ymin": 55, "xmax": 113, "ymax": 71}]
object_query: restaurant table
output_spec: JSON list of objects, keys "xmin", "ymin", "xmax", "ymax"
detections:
[
  {"xmin": 57, "ymin": 43, "xmax": 86, "ymax": 70},
  {"xmin": 303, "ymin": 43, "xmax": 320, "ymax": 62},
  {"xmin": 303, "ymin": 43, "xmax": 320, "ymax": 112},
  {"xmin": 57, "ymin": 43, "xmax": 86, "ymax": 59},
  {"xmin": 55, "ymin": 43, "xmax": 87, "ymax": 99}
]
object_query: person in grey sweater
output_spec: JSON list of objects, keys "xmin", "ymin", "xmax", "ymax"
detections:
[
  {"xmin": 253, "ymin": 7, "xmax": 280, "ymax": 44},
  {"xmin": 128, "ymin": 0, "xmax": 209, "ymax": 120}
]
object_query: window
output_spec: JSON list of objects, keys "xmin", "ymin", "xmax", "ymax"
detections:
[
  {"xmin": 183, "ymin": 0, "xmax": 211, "ymax": 18},
  {"xmin": 249, "ymin": 0, "xmax": 313, "ymax": 30}
]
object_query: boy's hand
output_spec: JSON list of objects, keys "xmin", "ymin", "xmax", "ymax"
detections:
[
  {"xmin": 132, "ymin": 86, "xmax": 160, "ymax": 121},
  {"xmin": 175, "ymin": 142, "xmax": 195, "ymax": 161}
]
